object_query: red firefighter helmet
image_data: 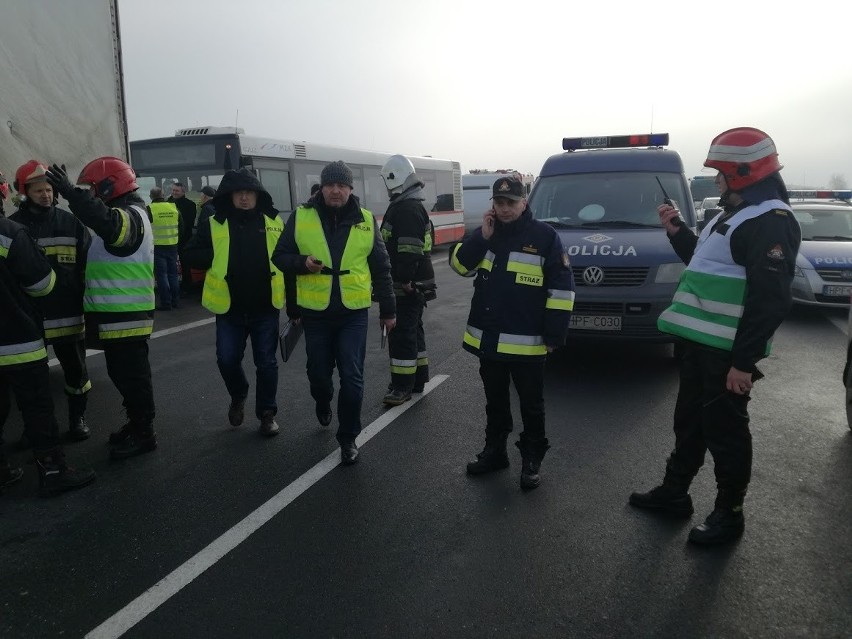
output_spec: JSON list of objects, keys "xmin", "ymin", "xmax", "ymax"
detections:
[
  {"xmin": 76, "ymin": 156, "xmax": 138, "ymax": 202},
  {"xmin": 14, "ymin": 160, "xmax": 50, "ymax": 194},
  {"xmin": 703, "ymin": 127, "xmax": 783, "ymax": 192}
]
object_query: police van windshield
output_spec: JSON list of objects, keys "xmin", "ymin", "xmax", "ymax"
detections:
[{"xmin": 529, "ymin": 172, "xmax": 690, "ymax": 228}]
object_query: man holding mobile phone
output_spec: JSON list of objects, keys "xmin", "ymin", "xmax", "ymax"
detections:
[
  {"xmin": 272, "ymin": 161, "xmax": 395, "ymax": 465},
  {"xmin": 450, "ymin": 176, "xmax": 575, "ymax": 489}
]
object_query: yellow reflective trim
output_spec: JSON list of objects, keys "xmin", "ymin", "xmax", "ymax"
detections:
[
  {"xmin": 496, "ymin": 343, "xmax": 547, "ymax": 356},
  {"xmin": 65, "ymin": 380, "xmax": 92, "ymax": 395},
  {"xmin": 506, "ymin": 261, "xmax": 544, "ymax": 276},
  {"xmin": 0, "ymin": 345, "xmax": 48, "ymax": 367},
  {"xmin": 28, "ymin": 270, "xmax": 56, "ymax": 297},
  {"xmin": 110, "ymin": 208, "xmax": 131, "ymax": 247},
  {"xmin": 45, "ymin": 324, "xmax": 86, "ymax": 339},
  {"xmin": 546, "ymin": 298, "xmax": 575, "ymax": 311},
  {"xmin": 98, "ymin": 326, "xmax": 153, "ymax": 340},
  {"xmin": 463, "ymin": 330, "xmax": 481, "ymax": 349}
]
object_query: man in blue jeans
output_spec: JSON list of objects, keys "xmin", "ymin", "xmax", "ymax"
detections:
[
  {"xmin": 183, "ymin": 168, "xmax": 290, "ymax": 437},
  {"xmin": 147, "ymin": 187, "xmax": 182, "ymax": 310},
  {"xmin": 272, "ymin": 161, "xmax": 395, "ymax": 464}
]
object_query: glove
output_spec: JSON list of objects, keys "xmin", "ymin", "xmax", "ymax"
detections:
[{"xmin": 45, "ymin": 163, "xmax": 75, "ymax": 198}]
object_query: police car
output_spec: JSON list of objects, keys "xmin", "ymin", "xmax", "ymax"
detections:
[
  {"xmin": 788, "ymin": 191, "xmax": 852, "ymax": 308},
  {"xmin": 526, "ymin": 134, "xmax": 696, "ymax": 344}
]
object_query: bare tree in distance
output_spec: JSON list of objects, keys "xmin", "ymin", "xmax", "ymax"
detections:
[{"xmin": 829, "ymin": 174, "xmax": 848, "ymax": 189}]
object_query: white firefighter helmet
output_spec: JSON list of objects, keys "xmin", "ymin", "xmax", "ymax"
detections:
[{"xmin": 380, "ymin": 154, "xmax": 418, "ymax": 195}]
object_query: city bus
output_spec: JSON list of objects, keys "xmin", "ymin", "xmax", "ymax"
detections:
[{"xmin": 128, "ymin": 126, "xmax": 465, "ymax": 245}]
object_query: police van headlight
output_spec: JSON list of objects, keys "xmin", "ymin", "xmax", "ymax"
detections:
[{"xmin": 655, "ymin": 262, "xmax": 685, "ymax": 283}]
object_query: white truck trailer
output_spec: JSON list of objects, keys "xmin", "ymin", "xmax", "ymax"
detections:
[{"xmin": 0, "ymin": 0, "xmax": 129, "ymax": 192}]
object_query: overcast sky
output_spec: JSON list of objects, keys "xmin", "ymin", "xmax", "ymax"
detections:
[{"xmin": 118, "ymin": 0, "xmax": 852, "ymax": 188}]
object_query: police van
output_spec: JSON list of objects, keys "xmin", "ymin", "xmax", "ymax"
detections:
[{"xmin": 526, "ymin": 134, "xmax": 696, "ymax": 346}]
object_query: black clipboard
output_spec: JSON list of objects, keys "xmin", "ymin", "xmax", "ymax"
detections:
[{"xmin": 278, "ymin": 319, "xmax": 303, "ymax": 363}]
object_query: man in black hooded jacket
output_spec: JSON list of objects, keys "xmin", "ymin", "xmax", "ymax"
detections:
[{"xmin": 183, "ymin": 168, "xmax": 290, "ymax": 437}]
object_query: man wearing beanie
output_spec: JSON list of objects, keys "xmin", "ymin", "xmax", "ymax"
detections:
[
  {"xmin": 272, "ymin": 160, "xmax": 396, "ymax": 465},
  {"xmin": 183, "ymin": 168, "xmax": 290, "ymax": 438}
]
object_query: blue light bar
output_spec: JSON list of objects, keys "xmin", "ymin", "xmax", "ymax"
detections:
[{"xmin": 562, "ymin": 133, "xmax": 669, "ymax": 151}]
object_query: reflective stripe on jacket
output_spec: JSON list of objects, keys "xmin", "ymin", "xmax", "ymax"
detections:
[
  {"xmin": 202, "ymin": 215, "xmax": 285, "ymax": 314},
  {"xmin": 658, "ymin": 199, "xmax": 790, "ymax": 351},
  {"xmin": 293, "ymin": 206, "xmax": 375, "ymax": 310},
  {"xmin": 84, "ymin": 204, "xmax": 155, "ymax": 340}
]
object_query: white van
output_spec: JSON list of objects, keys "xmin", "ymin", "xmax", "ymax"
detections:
[{"xmin": 462, "ymin": 171, "xmax": 533, "ymax": 237}]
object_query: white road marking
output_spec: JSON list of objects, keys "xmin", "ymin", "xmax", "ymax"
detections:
[
  {"xmin": 47, "ymin": 318, "xmax": 216, "ymax": 367},
  {"xmin": 84, "ymin": 374, "xmax": 449, "ymax": 639}
]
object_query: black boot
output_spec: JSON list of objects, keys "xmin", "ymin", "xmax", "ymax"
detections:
[
  {"xmin": 258, "ymin": 411, "xmax": 280, "ymax": 437},
  {"xmin": 517, "ymin": 437, "xmax": 550, "ymax": 490},
  {"xmin": 315, "ymin": 401, "xmax": 332, "ymax": 427},
  {"xmin": 110, "ymin": 418, "xmax": 157, "ymax": 460},
  {"xmin": 1, "ymin": 464, "xmax": 24, "ymax": 491},
  {"xmin": 382, "ymin": 389, "xmax": 411, "ymax": 406},
  {"xmin": 466, "ymin": 435, "xmax": 509, "ymax": 475},
  {"xmin": 629, "ymin": 482, "xmax": 694, "ymax": 517},
  {"xmin": 35, "ymin": 447, "xmax": 96, "ymax": 497},
  {"xmin": 108, "ymin": 420, "xmax": 133, "ymax": 445},
  {"xmin": 228, "ymin": 396, "xmax": 246, "ymax": 427},
  {"xmin": 67, "ymin": 394, "xmax": 90, "ymax": 441},
  {"xmin": 688, "ymin": 506, "xmax": 745, "ymax": 545}
]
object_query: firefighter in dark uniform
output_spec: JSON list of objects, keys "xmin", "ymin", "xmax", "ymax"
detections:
[
  {"xmin": 46, "ymin": 159, "xmax": 158, "ymax": 460},
  {"xmin": 11, "ymin": 161, "xmax": 93, "ymax": 441},
  {"xmin": 450, "ymin": 176, "xmax": 575, "ymax": 489},
  {"xmin": 0, "ymin": 216, "xmax": 96, "ymax": 496},
  {"xmin": 379, "ymin": 154, "xmax": 435, "ymax": 405},
  {"xmin": 630, "ymin": 127, "xmax": 802, "ymax": 545}
]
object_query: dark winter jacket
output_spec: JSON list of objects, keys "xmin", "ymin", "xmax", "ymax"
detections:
[
  {"xmin": 380, "ymin": 188, "xmax": 435, "ymax": 295},
  {"xmin": 451, "ymin": 207, "xmax": 575, "ymax": 361},
  {"xmin": 271, "ymin": 193, "xmax": 395, "ymax": 319},
  {"xmin": 183, "ymin": 168, "xmax": 293, "ymax": 314},
  {"xmin": 10, "ymin": 201, "xmax": 90, "ymax": 343},
  {"xmin": 0, "ymin": 217, "xmax": 56, "ymax": 369},
  {"xmin": 169, "ymin": 195, "xmax": 198, "ymax": 247}
]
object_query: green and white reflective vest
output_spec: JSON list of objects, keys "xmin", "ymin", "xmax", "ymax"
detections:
[
  {"xmin": 293, "ymin": 206, "xmax": 375, "ymax": 311},
  {"xmin": 658, "ymin": 199, "xmax": 791, "ymax": 351},
  {"xmin": 84, "ymin": 204, "xmax": 155, "ymax": 340},
  {"xmin": 149, "ymin": 201, "xmax": 180, "ymax": 246},
  {"xmin": 202, "ymin": 215, "xmax": 285, "ymax": 314}
]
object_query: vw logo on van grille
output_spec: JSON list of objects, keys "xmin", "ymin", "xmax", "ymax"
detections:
[{"xmin": 582, "ymin": 266, "xmax": 605, "ymax": 286}]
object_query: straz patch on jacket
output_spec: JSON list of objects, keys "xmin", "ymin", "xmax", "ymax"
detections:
[
  {"xmin": 516, "ymin": 273, "xmax": 543, "ymax": 287},
  {"xmin": 57, "ymin": 254, "xmax": 76, "ymax": 264}
]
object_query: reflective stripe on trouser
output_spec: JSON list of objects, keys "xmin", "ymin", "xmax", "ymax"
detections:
[
  {"xmin": 52, "ymin": 341, "xmax": 91, "ymax": 397},
  {"xmin": 388, "ymin": 294, "xmax": 427, "ymax": 391}
]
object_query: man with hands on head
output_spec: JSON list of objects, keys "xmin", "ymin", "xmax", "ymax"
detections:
[
  {"xmin": 45, "ymin": 158, "xmax": 158, "ymax": 461},
  {"xmin": 272, "ymin": 160, "xmax": 395, "ymax": 465},
  {"xmin": 630, "ymin": 127, "xmax": 802, "ymax": 545}
]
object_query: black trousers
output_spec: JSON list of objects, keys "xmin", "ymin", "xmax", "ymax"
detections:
[
  {"xmin": 52, "ymin": 340, "xmax": 91, "ymax": 419},
  {"xmin": 0, "ymin": 362, "xmax": 60, "ymax": 455},
  {"xmin": 388, "ymin": 294, "xmax": 428, "ymax": 392},
  {"xmin": 479, "ymin": 358, "xmax": 546, "ymax": 442},
  {"xmin": 665, "ymin": 342, "xmax": 752, "ymax": 506},
  {"xmin": 103, "ymin": 340, "xmax": 156, "ymax": 423}
]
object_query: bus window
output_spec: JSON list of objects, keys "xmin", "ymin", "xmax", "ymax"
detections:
[
  {"xmin": 363, "ymin": 165, "xmax": 388, "ymax": 217},
  {"xmin": 256, "ymin": 168, "xmax": 292, "ymax": 215}
]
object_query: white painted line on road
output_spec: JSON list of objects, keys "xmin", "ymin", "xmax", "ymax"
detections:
[
  {"xmin": 47, "ymin": 317, "xmax": 216, "ymax": 368},
  {"xmin": 84, "ymin": 374, "xmax": 449, "ymax": 639}
]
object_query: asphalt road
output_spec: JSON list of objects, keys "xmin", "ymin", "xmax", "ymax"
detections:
[{"xmin": 2, "ymin": 247, "xmax": 850, "ymax": 638}]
